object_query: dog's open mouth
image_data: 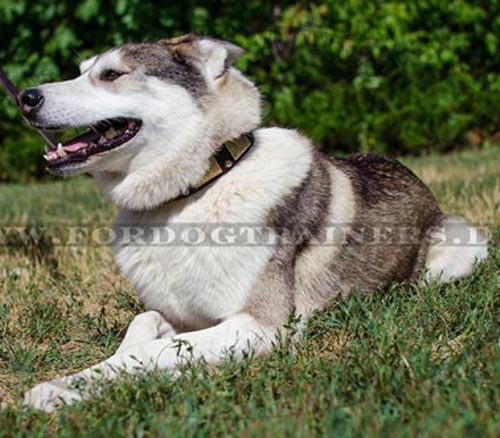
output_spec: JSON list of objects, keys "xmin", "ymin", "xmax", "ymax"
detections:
[{"xmin": 43, "ymin": 118, "xmax": 142, "ymax": 167}]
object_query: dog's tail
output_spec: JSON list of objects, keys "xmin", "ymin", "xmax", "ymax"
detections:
[{"xmin": 424, "ymin": 214, "xmax": 488, "ymax": 281}]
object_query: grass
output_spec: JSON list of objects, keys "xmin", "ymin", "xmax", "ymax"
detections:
[{"xmin": 0, "ymin": 145, "xmax": 498, "ymax": 437}]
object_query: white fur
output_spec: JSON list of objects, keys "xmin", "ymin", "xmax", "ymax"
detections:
[
  {"xmin": 78, "ymin": 55, "xmax": 98, "ymax": 74},
  {"xmin": 114, "ymin": 128, "xmax": 313, "ymax": 328},
  {"xmin": 425, "ymin": 216, "xmax": 488, "ymax": 281}
]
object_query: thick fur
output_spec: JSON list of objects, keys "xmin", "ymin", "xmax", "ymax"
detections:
[{"xmin": 20, "ymin": 35, "xmax": 488, "ymax": 412}]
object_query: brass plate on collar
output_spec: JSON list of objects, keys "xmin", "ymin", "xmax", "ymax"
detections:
[
  {"xmin": 226, "ymin": 135, "xmax": 252, "ymax": 160},
  {"xmin": 195, "ymin": 156, "xmax": 223, "ymax": 189}
]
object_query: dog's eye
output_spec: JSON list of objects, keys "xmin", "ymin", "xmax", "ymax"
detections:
[{"xmin": 100, "ymin": 69, "xmax": 125, "ymax": 82}]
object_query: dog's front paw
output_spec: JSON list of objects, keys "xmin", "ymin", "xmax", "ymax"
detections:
[{"xmin": 23, "ymin": 379, "xmax": 83, "ymax": 413}]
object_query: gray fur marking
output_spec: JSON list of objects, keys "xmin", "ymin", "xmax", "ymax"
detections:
[
  {"xmin": 245, "ymin": 153, "xmax": 331, "ymax": 325},
  {"xmin": 122, "ymin": 43, "xmax": 208, "ymax": 97},
  {"xmin": 247, "ymin": 152, "xmax": 444, "ymax": 325},
  {"xmin": 331, "ymin": 154, "xmax": 443, "ymax": 290}
]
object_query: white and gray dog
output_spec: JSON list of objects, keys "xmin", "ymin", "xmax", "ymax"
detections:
[{"xmin": 18, "ymin": 34, "xmax": 487, "ymax": 411}]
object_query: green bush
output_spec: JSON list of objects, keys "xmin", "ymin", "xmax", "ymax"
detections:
[{"xmin": 1, "ymin": 1, "xmax": 499, "ymax": 182}]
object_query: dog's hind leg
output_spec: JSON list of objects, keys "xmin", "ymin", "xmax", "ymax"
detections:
[
  {"xmin": 425, "ymin": 215, "xmax": 488, "ymax": 282},
  {"xmin": 116, "ymin": 311, "xmax": 176, "ymax": 354}
]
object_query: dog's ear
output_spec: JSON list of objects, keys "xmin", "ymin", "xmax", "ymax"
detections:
[
  {"xmin": 160, "ymin": 34, "xmax": 244, "ymax": 80},
  {"xmin": 194, "ymin": 37, "xmax": 244, "ymax": 79}
]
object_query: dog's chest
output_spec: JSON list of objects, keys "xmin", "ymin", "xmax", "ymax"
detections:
[
  {"xmin": 112, "ymin": 199, "xmax": 275, "ymax": 330},
  {"xmin": 110, "ymin": 129, "xmax": 315, "ymax": 329}
]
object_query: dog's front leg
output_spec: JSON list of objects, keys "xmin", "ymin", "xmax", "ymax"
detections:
[
  {"xmin": 115, "ymin": 311, "xmax": 176, "ymax": 354},
  {"xmin": 22, "ymin": 311, "xmax": 176, "ymax": 412},
  {"xmin": 23, "ymin": 313, "xmax": 273, "ymax": 412}
]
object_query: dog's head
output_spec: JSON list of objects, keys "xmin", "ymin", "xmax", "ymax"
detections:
[{"xmin": 19, "ymin": 35, "xmax": 260, "ymax": 186}]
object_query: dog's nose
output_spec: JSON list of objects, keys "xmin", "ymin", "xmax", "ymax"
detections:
[{"xmin": 18, "ymin": 88, "xmax": 44, "ymax": 113}]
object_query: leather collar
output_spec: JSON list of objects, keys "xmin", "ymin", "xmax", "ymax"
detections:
[{"xmin": 175, "ymin": 132, "xmax": 255, "ymax": 201}]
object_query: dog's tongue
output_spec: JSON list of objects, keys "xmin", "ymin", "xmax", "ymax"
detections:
[{"xmin": 62, "ymin": 129, "xmax": 100, "ymax": 152}]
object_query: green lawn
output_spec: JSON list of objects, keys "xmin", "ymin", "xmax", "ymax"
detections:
[{"xmin": 0, "ymin": 146, "xmax": 498, "ymax": 437}]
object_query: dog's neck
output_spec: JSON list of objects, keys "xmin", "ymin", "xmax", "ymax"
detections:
[{"xmin": 92, "ymin": 69, "xmax": 261, "ymax": 211}]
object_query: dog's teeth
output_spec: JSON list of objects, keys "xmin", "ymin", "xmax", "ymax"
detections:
[
  {"xmin": 105, "ymin": 128, "xmax": 117, "ymax": 139},
  {"xmin": 43, "ymin": 154, "xmax": 50, "ymax": 161},
  {"xmin": 44, "ymin": 145, "xmax": 50, "ymax": 153},
  {"xmin": 57, "ymin": 143, "xmax": 68, "ymax": 158},
  {"xmin": 98, "ymin": 137, "xmax": 107, "ymax": 144}
]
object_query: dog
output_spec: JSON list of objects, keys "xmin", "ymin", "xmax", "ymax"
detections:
[{"xmin": 18, "ymin": 34, "xmax": 488, "ymax": 412}]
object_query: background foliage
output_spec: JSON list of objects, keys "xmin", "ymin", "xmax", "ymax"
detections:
[{"xmin": 1, "ymin": 0, "xmax": 500, "ymax": 182}]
